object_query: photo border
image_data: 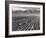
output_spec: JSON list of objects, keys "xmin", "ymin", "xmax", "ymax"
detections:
[{"xmin": 5, "ymin": 1, "xmax": 45, "ymax": 37}]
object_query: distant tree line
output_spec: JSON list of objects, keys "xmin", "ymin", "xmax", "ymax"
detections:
[{"xmin": 12, "ymin": 10, "xmax": 40, "ymax": 14}]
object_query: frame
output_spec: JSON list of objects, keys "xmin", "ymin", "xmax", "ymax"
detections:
[{"xmin": 5, "ymin": 1, "xmax": 45, "ymax": 37}]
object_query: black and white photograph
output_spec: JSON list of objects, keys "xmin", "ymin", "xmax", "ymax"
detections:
[
  {"xmin": 12, "ymin": 5, "xmax": 40, "ymax": 31},
  {"xmin": 5, "ymin": 1, "xmax": 45, "ymax": 37}
]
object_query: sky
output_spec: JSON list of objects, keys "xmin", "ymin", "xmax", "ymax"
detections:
[{"xmin": 12, "ymin": 7, "xmax": 40, "ymax": 11}]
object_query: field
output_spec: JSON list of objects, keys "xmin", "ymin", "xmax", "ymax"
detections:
[
  {"xmin": 12, "ymin": 16, "xmax": 40, "ymax": 31},
  {"xmin": 12, "ymin": 7, "xmax": 40, "ymax": 31}
]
